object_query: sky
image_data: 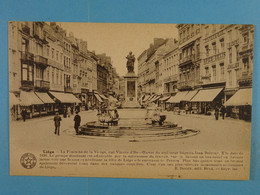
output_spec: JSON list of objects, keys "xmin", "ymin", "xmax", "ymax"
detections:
[{"xmin": 58, "ymin": 22, "xmax": 178, "ymax": 76}]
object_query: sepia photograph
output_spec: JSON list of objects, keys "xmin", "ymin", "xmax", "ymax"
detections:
[{"xmin": 9, "ymin": 22, "xmax": 253, "ymax": 180}]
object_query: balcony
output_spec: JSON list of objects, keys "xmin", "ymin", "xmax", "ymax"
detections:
[
  {"xmin": 35, "ymin": 55, "xmax": 48, "ymax": 67},
  {"xmin": 238, "ymin": 71, "xmax": 253, "ymax": 87},
  {"xmin": 163, "ymin": 74, "xmax": 178, "ymax": 83},
  {"xmin": 21, "ymin": 80, "xmax": 34, "ymax": 90},
  {"xmin": 240, "ymin": 42, "xmax": 253, "ymax": 54},
  {"xmin": 64, "ymin": 86, "xmax": 73, "ymax": 93},
  {"xmin": 201, "ymin": 74, "xmax": 211, "ymax": 80},
  {"xmin": 227, "ymin": 39, "xmax": 239, "ymax": 48},
  {"xmin": 204, "ymin": 29, "xmax": 225, "ymax": 43},
  {"xmin": 179, "ymin": 54, "xmax": 195, "ymax": 66},
  {"xmin": 35, "ymin": 80, "xmax": 50, "ymax": 90},
  {"xmin": 48, "ymin": 59, "xmax": 64, "ymax": 70},
  {"xmin": 21, "ymin": 24, "xmax": 30, "ymax": 36},
  {"xmin": 227, "ymin": 62, "xmax": 239, "ymax": 70},
  {"xmin": 204, "ymin": 52, "xmax": 226, "ymax": 65},
  {"xmin": 177, "ymin": 80, "xmax": 193, "ymax": 90},
  {"xmin": 21, "ymin": 51, "xmax": 34, "ymax": 62}
]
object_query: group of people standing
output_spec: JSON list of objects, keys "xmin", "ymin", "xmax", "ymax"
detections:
[
  {"xmin": 53, "ymin": 110, "xmax": 81, "ymax": 136},
  {"xmin": 214, "ymin": 105, "xmax": 226, "ymax": 120}
]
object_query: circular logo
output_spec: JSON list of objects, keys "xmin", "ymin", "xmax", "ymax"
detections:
[{"xmin": 20, "ymin": 153, "xmax": 37, "ymax": 169}]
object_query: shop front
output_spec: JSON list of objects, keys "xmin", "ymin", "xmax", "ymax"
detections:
[
  {"xmin": 224, "ymin": 88, "xmax": 252, "ymax": 121},
  {"xmin": 19, "ymin": 91, "xmax": 44, "ymax": 118},
  {"xmin": 190, "ymin": 88, "xmax": 224, "ymax": 114}
]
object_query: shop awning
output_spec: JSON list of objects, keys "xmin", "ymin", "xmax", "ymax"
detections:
[
  {"xmin": 182, "ymin": 90, "xmax": 199, "ymax": 101},
  {"xmin": 143, "ymin": 95, "xmax": 150, "ymax": 102},
  {"xmin": 99, "ymin": 94, "xmax": 108, "ymax": 100},
  {"xmin": 49, "ymin": 91, "xmax": 81, "ymax": 103},
  {"xmin": 159, "ymin": 96, "xmax": 171, "ymax": 101},
  {"xmin": 167, "ymin": 91, "xmax": 189, "ymax": 103},
  {"xmin": 94, "ymin": 93, "xmax": 103, "ymax": 102},
  {"xmin": 20, "ymin": 91, "xmax": 44, "ymax": 106},
  {"xmin": 151, "ymin": 95, "xmax": 161, "ymax": 102},
  {"xmin": 191, "ymin": 88, "xmax": 223, "ymax": 102},
  {"xmin": 9, "ymin": 92, "xmax": 21, "ymax": 107},
  {"xmin": 224, "ymin": 88, "xmax": 252, "ymax": 106},
  {"xmin": 35, "ymin": 92, "xmax": 55, "ymax": 104},
  {"xmin": 147, "ymin": 95, "xmax": 156, "ymax": 101}
]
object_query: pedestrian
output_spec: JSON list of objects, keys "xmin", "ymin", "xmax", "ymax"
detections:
[
  {"xmin": 67, "ymin": 106, "xmax": 71, "ymax": 118},
  {"xmin": 74, "ymin": 111, "xmax": 81, "ymax": 135},
  {"xmin": 70, "ymin": 106, "xmax": 74, "ymax": 115},
  {"xmin": 214, "ymin": 106, "xmax": 219, "ymax": 120},
  {"xmin": 63, "ymin": 105, "xmax": 67, "ymax": 118},
  {"xmin": 54, "ymin": 112, "xmax": 62, "ymax": 136},
  {"xmin": 185, "ymin": 104, "xmax": 189, "ymax": 114},
  {"xmin": 220, "ymin": 105, "xmax": 226, "ymax": 120},
  {"xmin": 21, "ymin": 108, "xmax": 27, "ymax": 122}
]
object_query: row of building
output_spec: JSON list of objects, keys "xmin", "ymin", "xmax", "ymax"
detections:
[
  {"xmin": 9, "ymin": 22, "xmax": 120, "ymax": 120},
  {"xmin": 137, "ymin": 24, "xmax": 253, "ymax": 120}
]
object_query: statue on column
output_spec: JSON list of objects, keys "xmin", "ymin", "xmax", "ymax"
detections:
[{"xmin": 126, "ymin": 51, "xmax": 135, "ymax": 73}]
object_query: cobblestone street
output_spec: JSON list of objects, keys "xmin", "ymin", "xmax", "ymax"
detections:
[{"xmin": 10, "ymin": 109, "xmax": 251, "ymax": 154}]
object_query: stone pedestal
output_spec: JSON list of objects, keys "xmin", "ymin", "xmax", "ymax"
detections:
[{"xmin": 122, "ymin": 72, "xmax": 141, "ymax": 108}]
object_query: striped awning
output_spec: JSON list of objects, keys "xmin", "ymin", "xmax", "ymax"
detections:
[
  {"xmin": 49, "ymin": 91, "xmax": 81, "ymax": 103},
  {"xmin": 35, "ymin": 92, "xmax": 55, "ymax": 104},
  {"xmin": 224, "ymin": 88, "xmax": 252, "ymax": 106},
  {"xmin": 167, "ymin": 91, "xmax": 189, "ymax": 103},
  {"xmin": 94, "ymin": 93, "xmax": 103, "ymax": 102},
  {"xmin": 20, "ymin": 91, "xmax": 44, "ymax": 106},
  {"xmin": 191, "ymin": 88, "xmax": 223, "ymax": 102},
  {"xmin": 9, "ymin": 92, "xmax": 21, "ymax": 107}
]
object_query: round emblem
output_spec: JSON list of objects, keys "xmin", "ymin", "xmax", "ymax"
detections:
[{"xmin": 20, "ymin": 153, "xmax": 37, "ymax": 169}]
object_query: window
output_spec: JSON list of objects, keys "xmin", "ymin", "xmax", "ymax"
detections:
[
  {"xmin": 56, "ymin": 73, "xmax": 59, "ymax": 84},
  {"xmin": 60, "ymin": 74, "xmax": 62, "ymax": 85},
  {"xmin": 21, "ymin": 38, "xmax": 29, "ymax": 52},
  {"xmin": 52, "ymin": 48, "xmax": 55, "ymax": 59},
  {"xmin": 56, "ymin": 51, "xmax": 59, "ymax": 61},
  {"xmin": 220, "ymin": 63, "xmax": 224, "ymax": 80},
  {"xmin": 22, "ymin": 63, "xmax": 33, "ymax": 81},
  {"xmin": 212, "ymin": 42, "xmax": 217, "ymax": 54},
  {"xmin": 243, "ymin": 33, "xmax": 249, "ymax": 43},
  {"xmin": 205, "ymin": 67, "xmax": 209, "ymax": 76},
  {"xmin": 229, "ymin": 48, "xmax": 232, "ymax": 64},
  {"xmin": 235, "ymin": 46, "xmax": 239, "ymax": 61},
  {"xmin": 36, "ymin": 67, "xmax": 43, "ymax": 79},
  {"xmin": 47, "ymin": 70, "xmax": 49, "ymax": 81},
  {"xmin": 47, "ymin": 47, "xmax": 49, "ymax": 57},
  {"xmin": 220, "ymin": 38, "xmax": 225, "ymax": 50},
  {"xmin": 228, "ymin": 71, "xmax": 232, "ymax": 86},
  {"xmin": 235, "ymin": 69, "xmax": 239, "ymax": 85},
  {"xmin": 52, "ymin": 71, "xmax": 54, "ymax": 84},
  {"xmin": 228, "ymin": 30, "xmax": 232, "ymax": 42},
  {"xmin": 243, "ymin": 57, "xmax": 249, "ymax": 72},
  {"xmin": 205, "ymin": 45, "xmax": 209, "ymax": 56},
  {"xmin": 212, "ymin": 65, "xmax": 216, "ymax": 81}
]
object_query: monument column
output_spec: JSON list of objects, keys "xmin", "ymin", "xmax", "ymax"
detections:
[{"xmin": 122, "ymin": 52, "xmax": 141, "ymax": 108}]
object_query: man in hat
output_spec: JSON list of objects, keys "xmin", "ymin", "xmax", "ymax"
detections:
[
  {"xmin": 74, "ymin": 111, "xmax": 81, "ymax": 135},
  {"xmin": 54, "ymin": 112, "xmax": 62, "ymax": 136}
]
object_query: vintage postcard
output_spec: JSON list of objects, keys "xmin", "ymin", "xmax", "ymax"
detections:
[{"xmin": 9, "ymin": 22, "xmax": 253, "ymax": 180}]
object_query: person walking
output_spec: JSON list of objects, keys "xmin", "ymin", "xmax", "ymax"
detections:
[
  {"xmin": 185, "ymin": 104, "xmax": 189, "ymax": 114},
  {"xmin": 67, "ymin": 106, "xmax": 71, "ymax": 118},
  {"xmin": 220, "ymin": 105, "xmax": 226, "ymax": 120},
  {"xmin": 54, "ymin": 112, "xmax": 62, "ymax": 136},
  {"xmin": 21, "ymin": 108, "xmax": 27, "ymax": 122},
  {"xmin": 74, "ymin": 111, "xmax": 81, "ymax": 135},
  {"xmin": 214, "ymin": 106, "xmax": 219, "ymax": 120}
]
